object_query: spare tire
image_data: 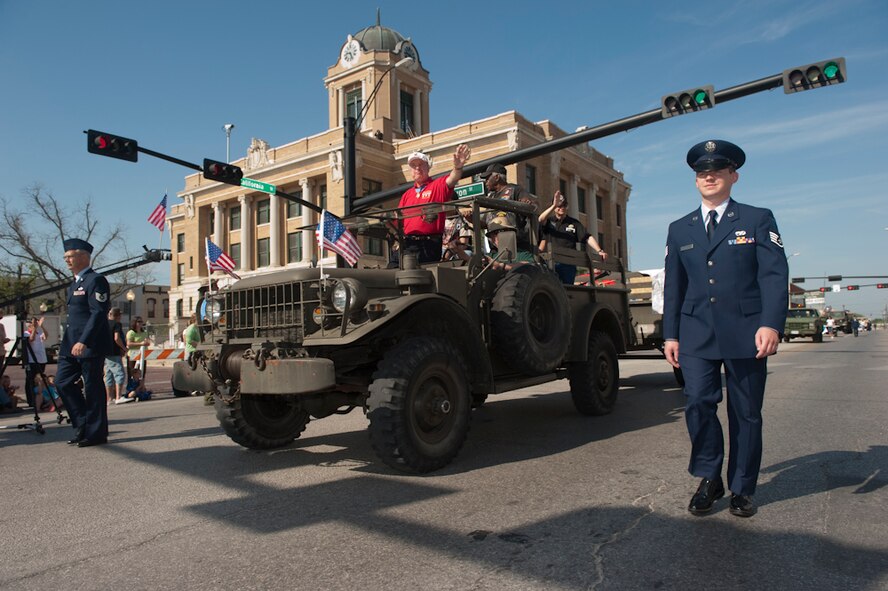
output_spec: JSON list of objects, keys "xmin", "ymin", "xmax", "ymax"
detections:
[{"xmin": 491, "ymin": 266, "xmax": 571, "ymax": 375}]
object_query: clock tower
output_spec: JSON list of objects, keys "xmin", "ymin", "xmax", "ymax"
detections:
[{"xmin": 325, "ymin": 15, "xmax": 431, "ymax": 141}]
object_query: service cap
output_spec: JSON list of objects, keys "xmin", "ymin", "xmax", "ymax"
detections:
[
  {"xmin": 407, "ymin": 151, "xmax": 431, "ymax": 167},
  {"xmin": 478, "ymin": 163, "xmax": 507, "ymax": 179},
  {"xmin": 686, "ymin": 139, "xmax": 745, "ymax": 172},
  {"xmin": 63, "ymin": 238, "xmax": 94, "ymax": 254}
]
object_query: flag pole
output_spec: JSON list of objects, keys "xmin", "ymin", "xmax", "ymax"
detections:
[{"xmin": 317, "ymin": 210, "xmax": 326, "ymax": 281}]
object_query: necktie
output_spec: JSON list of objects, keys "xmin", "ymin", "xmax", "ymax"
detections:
[{"xmin": 707, "ymin": 210, "xmax": 718, "ymax": 241}]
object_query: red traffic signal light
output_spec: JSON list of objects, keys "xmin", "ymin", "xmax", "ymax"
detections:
[
  {"xmin": 783, "ymin": 58, "xmax": 846, "ymax": 94},
  {"xmin": 86, "ymin": 129, "xmax": 138, "ymax": 162},
  {"xmin": 661, "ymin": 85, "xmax": 715, "ymax": 118},
  {"xmin": 203, "ymin": 159, "xmax": 243, "ymax": 186},
  {"xmin": 818, "ymin": 287, "xmax": 829, "ymax": 293},
  {"xmin": 846, "ymin": 285, "xmax": 859, "ymax": 291},
  {"xmin": 877, "ymin": 283, "xmax": 888, "ymax": 289}
]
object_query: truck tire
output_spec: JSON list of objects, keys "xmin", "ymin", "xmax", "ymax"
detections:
[
  {"xmin": 367, "ymin": 336, "xmax": 471, "ymax": 473},
  {"xmin": 567, "ymin": 330, "xmax": 619, "ymax": 416},
  {"xmin": 215, "ymin": 394, "xmax": 310, "ymax": 449},
  {"xmin": 491, "ymin": 266, "xmax": 571, "ymax": 375},
  {"xmin": 171, "ymin": 377, "xmax": 190, "ymax": 398}
]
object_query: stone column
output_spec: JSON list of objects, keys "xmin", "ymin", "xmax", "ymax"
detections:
[
  {"xmin": 213, "ymin": 202, "xmax": 224, "ymax": 245},
  {"xmin": 361, "ymin": 78, "xmax": 368, "ymax": 131},
  {"xmin": 300, "ymin": 179, "xmax": 315, "ymax": 263},
  {"xmin": 568, "ymin": 174, "xmax": 579, "ymax": 220},
  {"xmin": 239, "ymin": 194, "xmax": 253, "ymax": 272},
  {"xmin": 269, "ymin": 193, "xmax": 281, "ymax": 267}
]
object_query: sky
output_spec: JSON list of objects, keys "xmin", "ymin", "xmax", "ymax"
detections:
[{"xmin": 1, "ymin": 0, "xmax": 886, "ymax": 316}]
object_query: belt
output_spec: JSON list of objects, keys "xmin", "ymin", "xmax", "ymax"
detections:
[{"xmin": 404, "ymin": 234, "xmax": 443, "ymax": 242}]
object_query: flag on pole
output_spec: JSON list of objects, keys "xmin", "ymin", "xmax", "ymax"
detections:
[
  {"xmin": 147, "ymin": 194, "xmax": 167, "ymax": 231},
  {"xmin": 316, "ymin": 210, "xmax": 362, "ymax": 267},
  {"xmin": 206, "ymin": 238, "xmax": 241, "ymax": 279}
]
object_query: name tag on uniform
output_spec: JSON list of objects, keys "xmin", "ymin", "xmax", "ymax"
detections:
[
  {"xmin": 73, "ymin": 288, "xmax": 86, "ymax": 296},
  {"xmin": 680, "ymin": 243, "xmax": 694, "ymax": 251}
]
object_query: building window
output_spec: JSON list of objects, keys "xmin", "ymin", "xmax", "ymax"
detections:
[
  {"xmin": 366, "ymin": 236, "xmax": 383, "ymax": 256},
  {"xmin": 287, "ymin": 232, "xmax": 302, "ymax": 263},
  {"xmin": 257, "ymin": 237, "xmax": 270, "ymax": 267},
  {"xmin": 175, "ymin": 299, "xmax": 183, "ymax": 318},
  {"xmin": 230, "ymin": 243, "xmax": 241, "ymax": 268},
  {"xmin": 577, "ymin": 187, "xmax": 586, "ymax": 214},
  {"xmin": 362, "ymin": 178, "xmax": 382, "ymax": 196},
  {"xmin": 319, "ymin": 184, "xmax": 327, "ymax": 211},
  {"xmin": 559, "ymin": 178, "xmax": 567, "ymax": 197},
  {"xmin": 147, "ymin": 298, "xmax": 157, "ymax": 319},
  {"xmin": 256, "ymin": 199, "xmax": 270, "ymax": 225},
  {"xmin": 399, "ymin": 90, "xmax": 414, "ymax": 134},
  {"xmin": 177, "ymin": 263, "xmax": 185, "ymax": 286},
  {"xmin": 230, "ymin": 205, "xmax": 241, "ymax": 230},
  {"xmin": 176, "ymin": 233, "xmax": 185, "ymax": 253},
  {"xmin": 209, "ymin": 210, "xmax": 215, "ymax": 232},
  {"xmin": 162, "ymin": 299, "xmax": 169, "ymax": 318},
  {"xmin": 598, "ymin": 233, "xmax": 605, "ymax": 251},
  {"xmin": 525, "ymin": 165, "xmax": 537, "ymax": 194},
  {"xmin": 596, "ymin": 195, "xmax": 604, "ymax": 221},
  {"xmin": 346, "ymin": 87, "xmax": 362, "ymax": 120},
  {"xmin": 616, "ymin": 203, "xmax": 622, "ymax": 227},
  {"xmin": 286, "ymin": 192, "xmax": 302, "ymax": 218},
  {"xmin": 617, "ymin": 238, "xmax": 623, "ymax": 259}
]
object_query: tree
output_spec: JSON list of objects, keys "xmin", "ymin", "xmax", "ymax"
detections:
[{"xmin": 0, "ymin": 184, "xmax": 154, "ymax": 315}]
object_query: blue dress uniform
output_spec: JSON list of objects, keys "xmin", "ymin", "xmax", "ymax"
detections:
[
  {"xmin": 664, "ymin": 140, "xmax": 788, "ymax": 507},
  {"xmin": 57, "ymin": 239, "xmax": 112, "ymax": 445}
]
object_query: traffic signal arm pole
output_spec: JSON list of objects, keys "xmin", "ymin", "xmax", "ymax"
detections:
[
  {"xmin": 138, "ymin": 145, "xmax": 203, "ymax": 173},
  {"xmin": 351, "ymin": 74, "xmax": 785, "ymax": 214},
  {"xmin": 275, "ymin": 188, "xmax": 323, "ymax": 214}
]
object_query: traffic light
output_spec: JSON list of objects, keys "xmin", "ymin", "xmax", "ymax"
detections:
[
  {"xmin": 86, "ymin": 129, "xmax": 138, "ymax": 162},
  {"xmin": 661, "ymin": 85, "xmax": 714, "ymax": 118},
  {"xmin": 818, "ymin": 288, "xmax": 829, "ymax": 293},
  {"xmin": 203, "ymin": 159, "xmax": 243, "ymax": 186},
  {"xmin": 792, "ymin": 277, "xmax": 805, "ymax": 283},
  {"xmin": 783, "ymin": 58, "xmax": 846, "ymax": 94},
  {"xmin": 877, "ymin": 283, "xmax": 888, "ymax": 289},
  {"xmin": 827, "ymin": 275, "xmax": 842, "ymax": 282},
  {"xmin": 846, "ymin": 285, "xmax": 859, "ymax": 291}
]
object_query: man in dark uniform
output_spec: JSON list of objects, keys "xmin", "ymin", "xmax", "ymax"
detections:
[
  {"xmin": 663, "ymin": 140, "xmax": 788, "ymax": 517},
  {"xmin": 57, "ymin": 238, "xmax": 112, "ymax": 447}
]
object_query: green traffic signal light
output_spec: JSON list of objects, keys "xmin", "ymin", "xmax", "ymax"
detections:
[
  {"xmin": 661, "ymin": 85, "xmax": 714, "ymax": 118},
  {"xmin": 783, "ymin": 57, "xmax": 846, "ymax": 94}
]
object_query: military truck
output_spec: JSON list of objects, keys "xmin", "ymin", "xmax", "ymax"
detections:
[
  {"xmin": 783, "ymin": 308, "xmax": 823, "ymax": 342},
  {"xmin": 174, "ymin": 197, "xmax": 637, "ymax": 473}
]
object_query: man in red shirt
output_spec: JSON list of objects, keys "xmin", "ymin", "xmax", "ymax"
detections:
[{"xmin": 397, "ymin": 144, "xmax": 471, "ymax": 264}]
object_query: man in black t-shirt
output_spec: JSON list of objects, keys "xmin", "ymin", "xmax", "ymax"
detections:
[
  {"xmin": 104, "ymin": 307, "xmax": 128, "ymax": 404},
  {"xmin": 539, "ymin": 191, "xmax": 607, "ymax": 284}
]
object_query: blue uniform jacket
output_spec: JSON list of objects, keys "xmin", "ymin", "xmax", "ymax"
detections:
[
  {"xmin": 62, "ymin": 268, "xmax": 111, "ymax": 358},
  {"xmin": 663, "ymin": 199, "xmax": 788, "ymax": 360}
]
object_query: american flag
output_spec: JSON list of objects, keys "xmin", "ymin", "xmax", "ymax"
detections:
[
  {"xmin": 316, "ymin": 210, "xmax": 362, "ymax": 267},
  {"xmin": 147, "ymin": 194, "xmax": 167, "ymax": 231},
  {"xmin": 206, "ymin": 238, "xmax": 240, "ymax": 279}
]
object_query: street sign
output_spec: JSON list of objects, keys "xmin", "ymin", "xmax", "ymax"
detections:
[
  {"xmin": 454, "ymin": 181, "xmax": 485, "ymax": 198},
  {"xmin": 241, "ymin": 177, "xmax": 276, "ymax": 194},
  {"xmin": 806, "ymin": 296, "xmax": 825, "ymax": 307},
  {"xmin": 832, "ymin": 284, "xmax": 841, "ymax": 293}
]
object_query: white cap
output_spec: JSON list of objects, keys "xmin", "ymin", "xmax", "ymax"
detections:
[{"xmin": 407, "ymin": 151, "xmax": 431, "ymax": 167}]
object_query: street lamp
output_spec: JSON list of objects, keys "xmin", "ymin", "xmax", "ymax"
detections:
[
  {"xmin": 126, "ymin": 289, "xmax": 136, "ymax": 327},
  {"xmin": 343, "ymin": 57, "xmax": 414, "ymax": 215},
  {"xmin": 223, "ymin": 123, "xmax": 235, "ymax": 163}
]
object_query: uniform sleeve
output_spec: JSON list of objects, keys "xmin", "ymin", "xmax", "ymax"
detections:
[
  {"xmin": 662, "ymin": 223, "xmax": 687, "ymax": 341},
  {"xmin": 80, "ymin": 275, "xmax": 111, "ymax": 348},
  {"xmin": 755, "ymin": 210, "xmax": 789, "ymax": 333}
]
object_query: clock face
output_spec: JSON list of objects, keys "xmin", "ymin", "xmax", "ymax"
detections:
[
  {"xmin": 340, "ymin": 39, "xmax": 361, "ymax": 68},
  {"xmin": 402, "ymin": 43, "xmax": 417, "ymax": 63}
]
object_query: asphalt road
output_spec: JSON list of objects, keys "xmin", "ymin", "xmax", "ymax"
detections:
[{"xmin": 1, "ymin": 331, "xmax": 886, "ymax": 590}]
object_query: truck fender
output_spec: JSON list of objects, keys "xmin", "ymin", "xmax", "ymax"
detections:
[{"xmin": 567, "ymin": 302, "xmax": 627, "ymax": 362}]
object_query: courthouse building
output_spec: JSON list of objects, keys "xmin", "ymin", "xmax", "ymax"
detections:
[{"xmin": 167, "ymin": 17, "xmax": 631, "ymax": 332}]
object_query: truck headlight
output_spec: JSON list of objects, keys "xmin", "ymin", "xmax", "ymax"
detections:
[
  {"xmin": 329, "ymin": 278, "xmax": 367, "ymax": 314},
  {"xmin": 204, "ymin": 296, "xmax": 225, "ymax": 325}
]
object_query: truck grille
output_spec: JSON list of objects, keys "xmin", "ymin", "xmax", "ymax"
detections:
[{"xmin": 225, "ymin": 280, "xmax": 320, "ymax": 343}]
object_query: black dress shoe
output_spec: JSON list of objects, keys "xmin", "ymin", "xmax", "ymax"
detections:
[
  {"xmin": 688, "ymin": 477, "xmax": 725, "ymax": 515},
  {"xmin": 77, "ymin": 439, "xmax": 108, "ymax": 448},
  {"xmin": 729, "ymin": 494, "xmax": 757, "ymax": 517},
  {"xmin": 67, "ymin": 436, "xmax": 85, "ymax": 445}
]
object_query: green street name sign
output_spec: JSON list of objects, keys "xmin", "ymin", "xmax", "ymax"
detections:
[
  {"xmin": 454, "ymin": 181, "xmax": 485, "ymax": 198},
  {"xmin": 241, "ymin": 177, "xmax": 276, "ymax": 195}
]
